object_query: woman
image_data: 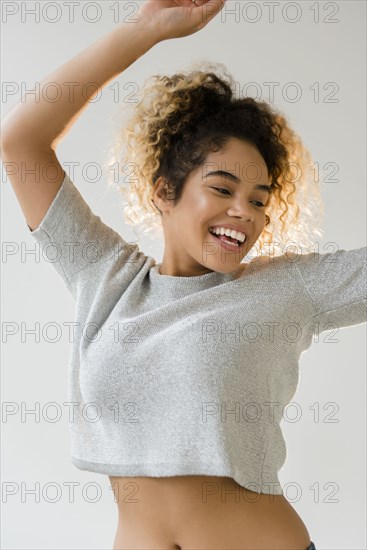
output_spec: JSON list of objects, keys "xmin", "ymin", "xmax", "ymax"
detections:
[{"xmin": 1, "ymin": 0, "xmax": 365, "ymax": 549}]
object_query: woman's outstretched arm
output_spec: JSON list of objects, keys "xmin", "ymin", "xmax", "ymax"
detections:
[
  {"xmin": 0, "ymin": 19, "xmax": 158, "ymax": 229},
  {"xmin": 1, "ymin": 0, "xmax": 226, "ymax": 229},
  {"xmin": 1, "ymin": 20, "xmax": 158, "ymax": 151}
]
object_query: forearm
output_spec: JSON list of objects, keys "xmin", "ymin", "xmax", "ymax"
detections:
[{"xmin": 1, "ymin": 19, "xmax": 158, "ymax": 150}]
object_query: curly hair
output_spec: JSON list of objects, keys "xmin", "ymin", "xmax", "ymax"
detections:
[{"xmin": 106, "ymin": 60, "xmax": 324, "ymax": 257}]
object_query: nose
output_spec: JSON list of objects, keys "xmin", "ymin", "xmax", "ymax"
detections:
[{"xmin": 226, "ymin": 202, "xmax": 255, "ymax": 223}]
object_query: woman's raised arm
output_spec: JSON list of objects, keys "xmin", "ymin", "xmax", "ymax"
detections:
[{"xmin": 1, "ymin": 0, "xmax": 226, "ymax": 229}]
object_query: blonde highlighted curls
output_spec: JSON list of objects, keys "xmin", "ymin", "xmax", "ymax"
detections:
[{"xmin": 107, "ymin": 60, "xmax": 324, "ymax": 257}]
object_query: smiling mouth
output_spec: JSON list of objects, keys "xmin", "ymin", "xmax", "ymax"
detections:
[{"xmin": 208, "ymin": 230, "xmax": 246, "ymax": 250}]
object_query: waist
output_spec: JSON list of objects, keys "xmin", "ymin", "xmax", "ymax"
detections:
[{"xmin": 109, "ymin": 474, "xmax": 311, "ymax": 548}]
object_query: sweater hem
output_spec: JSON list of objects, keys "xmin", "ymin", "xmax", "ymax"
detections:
[{"xmin": 71, "ymin": 455, "xmax": 284, "ymax": 496}]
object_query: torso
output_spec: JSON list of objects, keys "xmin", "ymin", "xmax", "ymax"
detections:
[
  {"xmin": 109, "ymin": 474, "xmax": 312, "ymax": 550},
  {"xmin": 109, "ymin": 262, "xmax": 312, "ymax": 548}
]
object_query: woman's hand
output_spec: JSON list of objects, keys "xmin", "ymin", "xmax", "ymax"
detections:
[{"xmin": 138, "ymin": 0, "xmax": 226, "ymax": 42}]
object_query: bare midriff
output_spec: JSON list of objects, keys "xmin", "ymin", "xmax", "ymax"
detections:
[{"xmin": 109, "ymin": 474, "xmax": 312, "ymax": 550}]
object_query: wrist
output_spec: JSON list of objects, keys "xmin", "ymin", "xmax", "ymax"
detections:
[
  {"xmin": 118, "ymin": 12, "xmax": 163, "ymax": 49},
  {"xmin": 109, "ymin": 19, "xmax": 160, "ymax": 69}
]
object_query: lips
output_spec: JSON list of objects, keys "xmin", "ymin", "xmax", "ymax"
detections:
[
  {"xmin": 209, "ymin": 225, "xmax": 248, "ymax": 238},
  {"xmin": 208, "ymin": 230, "xmax": 246, "ymax": 251}
]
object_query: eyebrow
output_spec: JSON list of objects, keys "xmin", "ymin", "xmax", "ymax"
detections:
[{"xmin": 205, "ymin": 170, "xmax": 272, "ymax": 194}]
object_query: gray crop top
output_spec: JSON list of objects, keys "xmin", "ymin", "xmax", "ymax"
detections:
[{"xmin": 28, "ymin": 170, "xmax": 367, "ymax": 495}]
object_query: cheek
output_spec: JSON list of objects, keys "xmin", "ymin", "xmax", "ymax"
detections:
[
  {"xmin": 192, "ymin": 193, "xmax": 211, "ymax": 211},
  {"xmin": 179, "ymin": 194, "xmax": 212, "ymax": 229}
]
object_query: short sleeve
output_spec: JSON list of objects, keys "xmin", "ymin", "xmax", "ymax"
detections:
[
  {"xmin": 292, "ymin": 247, "xmax": 367, "ymax": 332},
  {"xmin": 28, "ymin": 170, "xmax": 147, "ymax": 297}
]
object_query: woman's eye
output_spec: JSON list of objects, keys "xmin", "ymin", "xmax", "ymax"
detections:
[
  {"xmin": 212, "ymin": 187, "xmax": 230, "ymax": 195},
  {"xmin": 212, "ymin": 188, "xmax": 266, "ymax": 207}
]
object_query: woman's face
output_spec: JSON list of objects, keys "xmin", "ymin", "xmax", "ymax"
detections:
[{"xmin": 153, "ymin": 137, "xmax": 271, "ymax": 277}]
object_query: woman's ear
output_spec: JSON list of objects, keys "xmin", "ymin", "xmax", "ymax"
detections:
[{"xmin": 153, "ymin": 177, "xmax": 174, "ymax": 214}]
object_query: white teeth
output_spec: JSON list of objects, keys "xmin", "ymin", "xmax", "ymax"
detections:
[{"xmin": 209, "ymin": 226, "xmax": 246, "ymax": 243}]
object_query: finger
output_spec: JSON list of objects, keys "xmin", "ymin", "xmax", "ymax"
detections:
[
  {"xmin": 197, "ymin": 0, "xmax": 226, "ymax": 15},
  {"xmin": 198, "ymin": 0, "xmax": 226, "ymax": 22},
  {"xmin": 191, "ymin": 0, "xmax": 222, "ymax": 9},
  {"xmin": 199, "ymin": 0, "xmax": 227, "ymax": 7}
]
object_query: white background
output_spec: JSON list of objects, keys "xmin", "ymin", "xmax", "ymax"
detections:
[{"xmin": 1, "ymin": 1, "xmax": 366, "ymax": 549}]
